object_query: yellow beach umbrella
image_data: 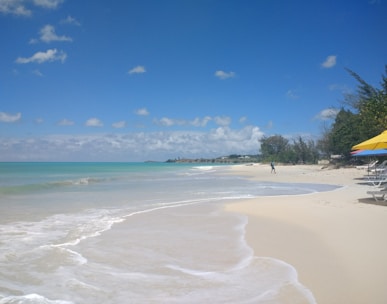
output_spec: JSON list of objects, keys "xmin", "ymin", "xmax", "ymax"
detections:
[{"xmin": 352, "ymin": 130, "xmax": 387, "ymax": 150}]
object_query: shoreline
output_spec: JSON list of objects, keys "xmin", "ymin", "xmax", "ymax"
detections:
[{"xmin": 225, "ymin": 164, "xmax": 387, "ymax": 304}]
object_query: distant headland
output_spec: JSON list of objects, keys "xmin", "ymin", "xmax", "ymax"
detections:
[{"xmin": 165, "ymin": 154, "xmax": 260, "ymax": 164}]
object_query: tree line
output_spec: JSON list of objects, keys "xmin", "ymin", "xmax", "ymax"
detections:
[
  {"xmin": 259, "ymin": 65, "xmax": 387, "ymax": 164},
  {"xmin": 259, "ymin": 135, "xmax": 319, "ymax": 164}
]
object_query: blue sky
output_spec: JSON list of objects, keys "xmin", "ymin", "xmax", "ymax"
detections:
[{"xmin": 1, "ymin": 0, "xmax": 386, "ymax": 161}]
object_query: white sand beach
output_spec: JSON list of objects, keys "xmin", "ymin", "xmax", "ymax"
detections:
[{"xmin": 226, "ymin": 164, "xmax": 387, "ymax": 304}]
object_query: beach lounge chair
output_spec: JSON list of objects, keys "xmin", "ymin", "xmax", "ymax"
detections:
[
  {"xmin": 369, "ymin": 160, "xmax": 387, "ymax": 173},
  {"xmin": 356, "ymin": 160, "xmax": 378, "ymax": 170},
  {"xmin": 367, "ymin": 186, "xmax": 387, "ymax": 201},
  {"xmin": 364, "ymin": 172, "xmax": 387, "ymax": 186}
]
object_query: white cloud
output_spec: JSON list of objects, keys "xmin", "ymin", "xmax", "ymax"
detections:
[
  {"xmin": 157, "ymin": 117, "xmax": 176, "ymax": 127},
  {"xmin": 286, "ymin": 89, "xmax": 299, "ymax": 99},
  {"xmin": 321, "ymin": 55, "xmax": 337, "ymax": 68},
  {"xmin": 112, "ymin": 121, "xmax": 126, "ymax": 128},
  {"xmin": 135, "ymin": 108, "xmax": 149, "ymax": 116},
  {"xmin": 32, "ymin": 69, "xmax": 43, "ymax": 76},
  {"xmin": 39, "ymin": 24, "xmax": 72, "ymax": 43},
  {"xmin": 58, "ymin": 118, "xmax": 74, "ymax": 126},
  {"xmin": 191, "ymin": 116, "xmax": 212, "ymax": 127},
  {"xmin": 239, "ymin": 116, "xmax": 247, "ymax": 124},
  {"xmin": 0, "ymin": 112, "xmax": 21, "ymax": 123},
  {"xmin": 85, "ymin": 118, "xmax": 103, "ymax": 127},
  {"xmin": 60, "ymin": 15, "xmax": 80, "ymax": 26},
  {"xmin": 215, "ymin": 70, "xmax": 235, "ymax": 80},
  {"xmin": 33, "ymin": 0, "xmax": 63, "ymax": 9},
  {"xmin": 0, "ymin": 0, "xmax": 31, "ymax": 15},
  {"xmin": 315, "ymin": 108, "xmax": 339, "ymax": 120},
  {"xmin": 213, "ymin": 116, "xmax": 231, "ymax": 126},
  {"xmin": 128, "ymin": 65, "xmax": 146, "ymax": 74},
  {"xmin": 29, "ymin": 38, "xmax": 38, "ymax": 44},
  {"xmin": 0, "ymin": 0, "xmax": 63, "ymax": 15},
  {"xmin": 15, "ymin": 49, "xmax": 67, "ymax": 64},
  {"xmin": 154, "ymin": 116, "xmax": 214, "ymax": 128},
  {"xmin": 0, "ymin": 126, "xmax": 264, "ymax": 161}
]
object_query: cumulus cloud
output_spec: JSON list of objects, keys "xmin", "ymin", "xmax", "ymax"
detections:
[
  {"xmin": 156, "ymin": 117, "xmax": 177, "ymax": 127},
  {"xmin": 85, "ymin": 118, "xmax": 103, "ymax": 127},
  {"xmin": 0, "ymin": 0, "xmax": 63, "ymax": 15},
  {"xmin": 38, "ymin": 24, "xmax": 72, "ymax": 43},
  {"xmin": 315, "ymin": 108, "xmax": 340, "ymax": 120},
  {"xmin": 0, "ymin": 112, "xmax": 21, "ymax": 123},
  {"xmin": 57, "ymin": 118, "xmax": 74, "ymax": 126},
  {"xmin": 15, "ymin": 49, "xmax": 67, "ymax": 64},
  {"xmin": 214, "ymin": 70, "xmax": 236, "ymax": 80},
  {"xmin": 191, "ymin": 116, "xmax": 212, "ymax": 127},
  {"xmin": 213, "ymin": 116, "xmax": 231, "ymax": 126},
  {"xmin": 60, "ymin": 15, "xmax": 81, "ymax": 26},
  {"xmin": 33, "ymin": 0, "xmax": 63, "ymax": 9},
  {"xmin": 321, "ymin": 55, "xmax": 337, "ymax": 68},
  {"xmin": 112, "ymin": 121, "xmax": 126, "ymax": 128},
  {"xmin": 154, "ymin": 116, "xmax": 227, "ymax": 128},
  {"xmin": 135, "ymin": 108, "xmax": 149, "ymax": 116},
  {"xmin": 128, "ymin": 65, "xmax": 146, "ymax": 74},
  {"xmin": 0, "ymin": 126, "xmax": 264, "ymax": 161},
  {"xmin": 0, "ymin": 0, "xmax": 32, "ymax": 15}
]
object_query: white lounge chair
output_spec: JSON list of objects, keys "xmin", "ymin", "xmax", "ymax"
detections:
[
  {"xmin": 369, "ymin": 160, "xmax": 387, "ymax": 173},
  {"xmin": 356, "ymin": 160, "xmax": 378, "ymax": 170},
  {"xmin": 364, "ymin": 172, "xmax": 387, "ymax": 186},
  {"xmin": 367, "ymin": 186, "xmax": 387, "ymax": 201}
]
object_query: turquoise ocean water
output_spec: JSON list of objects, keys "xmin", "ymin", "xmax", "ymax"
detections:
[{"xmin": 0, "ymin": 162, "xmax": 337, "ymax": 303}]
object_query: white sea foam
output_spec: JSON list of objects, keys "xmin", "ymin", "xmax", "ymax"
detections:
[
  {"xmin": 165, "ymin": 264, "xmax": 217, "ymax": 277},
  {"xmin": 0, "ymin": 293, "xmax": 74, "ymax": 304},
  {"xmin": 65, "ymin": 279, "xmax": 100, "ymax": 291},
  {"xmin": 183, "ymin": 165, "xmax": 217, "ymax": 176},
  {"xmin": 62, "ymin": 248, "xmax": 88, "ymax": 265},
  {"xmin": 49, "ymin": 177, "xmax": 101, "ymax": 187},
  {"xmin": 192, "ymin": 166, "xmax": 214, "ymax": 171}
]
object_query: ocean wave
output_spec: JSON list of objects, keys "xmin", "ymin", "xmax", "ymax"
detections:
[
  {"xmin": 182, "ymin": 166, "xmax": 217, "ymax": 176},
  {"xmin": 49, "ymin": 177, "xmax": 100, "ymax": 186},
  {"xmin": 0, "ymin": 209, "xmax": 124, "ymax": 269},
  {"xmin": 192, "ymin": 166, "xmax": 214, "ymax": 171},
  {"xmin": 0, "ymin": 177, "xmax": 103, "ymax": 196}
]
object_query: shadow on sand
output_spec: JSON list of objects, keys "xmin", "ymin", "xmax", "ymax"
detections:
[{"xmin": 358, "ymin": 197, "xmax": 387, "ymax": 207}]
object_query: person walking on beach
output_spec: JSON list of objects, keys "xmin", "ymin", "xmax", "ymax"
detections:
[{"xmin": 270, "ymin": 161, "xmax": 276, "ymax": 174}]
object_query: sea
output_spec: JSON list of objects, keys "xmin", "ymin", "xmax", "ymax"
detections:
[{"xmin": 0, "ymin": 162, "xmax": 338, "ymax": 304}]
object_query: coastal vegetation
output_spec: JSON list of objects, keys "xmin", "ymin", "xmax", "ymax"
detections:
[
  {"xmin": 260, "ymin": 66, "xmax": 387, "ymax": 164},
  {"xmin": 259, "ymin": 135, "xmax": 319, "ymax": 164},
  {"xmin": 320, "ymin": 65, "xmax": 387, "ymax": 161}
]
